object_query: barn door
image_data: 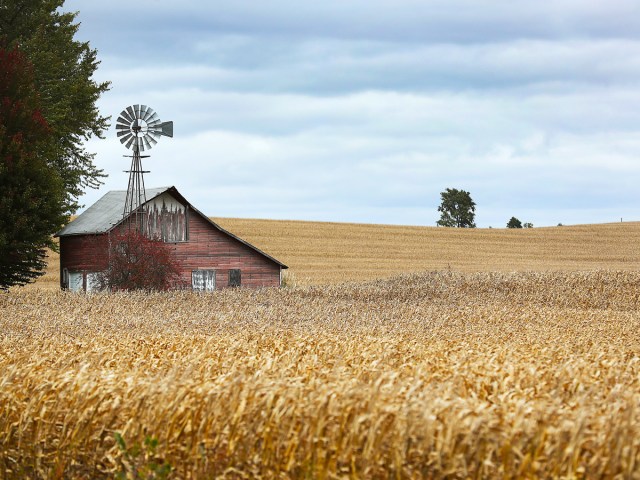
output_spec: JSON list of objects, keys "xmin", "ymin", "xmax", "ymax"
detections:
[{"xmin": 192, "ymin": 269, "xmax": 216, "ymax": 292}]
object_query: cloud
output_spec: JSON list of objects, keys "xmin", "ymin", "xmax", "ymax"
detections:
[
  {"xmin": 71, "ymin": 0, "xmax": 640, "ymax": 44},
  {"xmin": 66, "ymin": 0, "xmax": 640, "ymax": 227},
  {"xmin": 98, "ymin": 36, "xmax": 640, "ymax": 97}
]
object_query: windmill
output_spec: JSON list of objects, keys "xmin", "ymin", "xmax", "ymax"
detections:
[{"xmin": 116, "ymin": 105, "xmax": 173, "ymax": 227}]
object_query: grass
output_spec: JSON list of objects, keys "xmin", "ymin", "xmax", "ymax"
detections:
[{"xmin": 5, "ymin": 219, "xmax": 640, "ymax": 477}]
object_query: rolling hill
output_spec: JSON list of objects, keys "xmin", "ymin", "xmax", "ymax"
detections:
[{"xmin": 34, "ymin": 219, "xmax": 640, "ymax": 289}]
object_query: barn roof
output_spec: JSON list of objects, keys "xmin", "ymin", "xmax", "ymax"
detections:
[
  {"xmin": 56, "ymin": 187, "xmax": 170, "ymax": 236},
  {"xmin": 55, "ymin": 186, "xmax": 287, "ymax": 268}
]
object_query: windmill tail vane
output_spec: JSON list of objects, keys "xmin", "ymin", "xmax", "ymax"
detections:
[{"xmin": 116, "ymin": 104, "xmax": 173, "ymax": 226}]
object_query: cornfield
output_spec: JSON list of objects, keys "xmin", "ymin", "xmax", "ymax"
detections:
[{"xmin": 3, "ymin": 270, "xmax": 640, "ymax": 478}]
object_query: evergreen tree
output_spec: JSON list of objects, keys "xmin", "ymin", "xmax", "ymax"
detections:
[
  {"xmin": 0, "ymin": 1, "xmax": 109, "ymax": 288},
  {"xmin": 0, "ymin": 0, "xmax": 110, "ymax": 213},
  {"xmin": 0, "ymin": 47, "xmax": 67, "ymax": 289}
]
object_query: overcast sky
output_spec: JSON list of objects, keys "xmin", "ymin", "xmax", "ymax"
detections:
[{"xmin": 65, "ymin": 0, "xmax": 640, "ymax": 227}]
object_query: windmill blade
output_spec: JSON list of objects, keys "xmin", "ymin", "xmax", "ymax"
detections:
[
  {"xmin": 142, "ymin": 135, "xmax": 153, "ymax": 151},
  {"xmin": 144, "ymin": 133, "xmax": 158, "ymax": 147},
  {"xmin": 147, "ymin": 127, "xmax": 162, "ymax": 137},
  {"xmin": 140, "ymin": 105, "xmax": 153, "ymax": 122},
  {"xmin": 126, "ymin": 106, "xmax": 136, "ymax": 120},
  {"xmin": 138, "ymin": 105, "xmax": 148, "ymax": 121},
  {"xmin": 125, "ymin": 135, "xmax": 136, "ymax": 149},
  {"xmin": 119, "ymin": 109, "xmax": 134, "ymax": 123},
  {"xmin": 138, "ymin": 137, "xmax": 145, "ymax": 152},
  {"xmin": 115, "ymin": 123, "xmax": 130, "ymax": 131},
  {"xmin": 117, "ymin": 130, "xmax": 131, "ymax": 138},
  {"xmin": 116, "ymin": 117, "xmax": 131, "ymax": 128},
  {"xmin": 118, "ymin": 132, "xmax": 132, "ymax": 144},
  {"xmin": 133, "ymin": 104, "xmax": 141, "ymax": 119},
  {"xmin": 147, "ymin": 112, "xmax": 160, "ymax": 126}
]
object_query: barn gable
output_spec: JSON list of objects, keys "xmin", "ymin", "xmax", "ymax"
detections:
[
  {"xmin": 56, "ymin": 186, "xmax": 287, "ymax": 291},
  {"xmin": 144, "ymin": 192, "xmax": 187, "ymax": 242}
]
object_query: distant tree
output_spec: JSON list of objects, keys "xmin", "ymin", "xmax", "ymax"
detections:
[
  {"xmin": 0, "ymin": 0, "xmax": 110, "ymax": 214},
  {"xmin": 523, "ymin": 222, "xmax": 533, "ymax": 228},
  {"xmin": 506, "ymin": 217, "xmax": 523, "ymax": 228},
  {"xmin": 436, "ymin": 188, "xmax": 476, "ymax": 228},
  {"xmin": 0, "ymin": 46, "xmax": 67, "ymax": 289},
  {"xmin": 96, "ymin": 230, "xmax": 183, "ymax": 291}
]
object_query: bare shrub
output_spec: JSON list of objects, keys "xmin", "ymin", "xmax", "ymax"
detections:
[{"xmin": 96, "ymin": 230, "xmax": 183, "ymax": 291}]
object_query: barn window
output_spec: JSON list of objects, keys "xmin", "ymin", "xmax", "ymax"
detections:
[
  {"xmin": 192, "ymin": 269, "xmax": 215, "ymax": 292},
  {"xmin": 68, "ymin": 271, "xmax": 83, "ymax": 292},
  {"xmin": 86, "ymin": 272, "xmax": 100, "ymax": 292},
  {"xmin": 62, "ymin": 268, "xmax": 69, "ymax": 289},
  {"xmin": 229, "ymin": 269, "xmax": 241, "ymax": 287}
]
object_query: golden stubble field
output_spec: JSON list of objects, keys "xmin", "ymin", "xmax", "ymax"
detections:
[
  {"xmin": 215, "ymin": 219, "xmax": 640, "ymax": 282},
  {"xmin": 4, "ymin": 220, "xmax": 640, "ymax": 478},
  {"xmin": 35, "ymin": 219, "xmax": 640, "ymax": 289}
]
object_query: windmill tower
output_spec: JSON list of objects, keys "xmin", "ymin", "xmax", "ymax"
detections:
[{"xmin": 116, "ymin": 105, "xmax": 173, "ymax": 229}]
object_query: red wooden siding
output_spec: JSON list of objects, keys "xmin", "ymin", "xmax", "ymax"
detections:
[
  {"xmin": 59, "ymin": 208, "xmax": 282, "ymax": 290},
  {"xmin": 60, "ymin": 235, "xmax": 110, "ymax": 273},
  {"xmin": 59, "ymin": 234, "xmax": 110, "ymax": 290},
  {"xmin": 169, "ymin": 212, "xmax": 281, "ymax": 289}
]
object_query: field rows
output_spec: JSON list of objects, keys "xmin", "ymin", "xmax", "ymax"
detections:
[
  {"xmin": 212, "ymin": 219, "xmax": 640, "ymax": 284},
  {"xmin": 33, "ymin": 220, "xmax": 640, "ymax": 290},
  {"xmin": 3, "ymin": 270, "xmax": 640, "ymax": 478}
]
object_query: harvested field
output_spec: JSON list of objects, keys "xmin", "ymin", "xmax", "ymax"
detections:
[
  {"xmin": 212, "ymin": 219, "xmax": 640, "ymax": 284},
  {"xmin": 3, "ymin": 270, "xmax": 640, "ymax": 478},
  {"xmin": 34, "ymin": 219, "xmax": 640, "ymax": 290}
]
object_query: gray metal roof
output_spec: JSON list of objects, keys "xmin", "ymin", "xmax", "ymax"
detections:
[
  {"xmin": 56, "ymin": 186, "xmax": 288, "ymax": 268},
  {"xmin": 56, "ymin": 187, "xmax": 171, "ymax": 236}
]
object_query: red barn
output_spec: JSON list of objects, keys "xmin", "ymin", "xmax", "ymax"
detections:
[{"xmin": 55, "ymin": 186, "xmax": 287, "ymax": 292}]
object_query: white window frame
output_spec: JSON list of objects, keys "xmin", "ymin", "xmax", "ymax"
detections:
[
  {"xmin": 86, "ymin": 272, "xmax": 101, "ymax": 292},
  {"xmin": 192, "ymin": 269, "xmax": 216, "ymax": 292},
  {"xmin": 68, "ymin": 271, "xmax": 84, "ymax": 292}
]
